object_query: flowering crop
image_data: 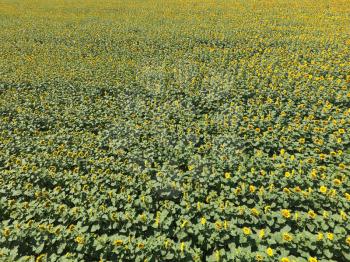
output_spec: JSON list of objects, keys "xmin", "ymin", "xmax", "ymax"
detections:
[{"xmin": 0, "ymin": 0, "xmax": 350, "ymax": 261}]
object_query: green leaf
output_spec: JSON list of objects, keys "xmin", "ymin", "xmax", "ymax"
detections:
[
  {"xmin": 324, "ymin": 249, "xmax": 333, "ymax": 258},
  {"xmin": 281, "ymin": 225, "xmax": 291, "ymax": 232},
  {"xmin": 342, "ymin": 251, "xmax": 350, "ymax": 261},
  {"xmin": 91, "ymin": 224, "xmax": 100, "ymax": 232},
  {"xmin": 307, "ymin": 223, "xmax": 315, "ymax": 231},
  {"xmin": 57, "ymin": 243, "xmax": 66, "ymax": 254},
  {"xmin": 35, "ymin": 243, "xmax": 45, "ymax": 254}
]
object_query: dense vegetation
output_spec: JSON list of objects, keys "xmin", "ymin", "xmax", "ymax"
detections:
[{"xmin": 0, "ymin": 0, "xmax": 350, "ymax": 261}]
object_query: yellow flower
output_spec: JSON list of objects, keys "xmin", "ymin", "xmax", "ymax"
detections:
[
  {"xmin": 317, "ymin": 232, "xmax": 323, "ymax": 241},
  {"xmin": 181, "ymin": 220, "xmax": 188, "ymax": 228},
  {"xmin": 308, "ymin": 210, "xmax": 317, "ymax": 219},
  {"xmin": 281, "ymin": 209, "xmax": 291, "ymax": 218},
  {"xmin": 200, "ymin": 217, "xmax": 206, "ymax": 225},
  {"xmin": 299, "ymin": 138, "xmax": 305, "ymax": 144},
  {"xmin": 215, "ymin": 221, "xmax": 222, "ymax": 230},
  {"xmin": 281, "ymin": 258, "xmax": 290, "ymax": 262},
  {"xmin": 307, "ymin": 158, "xmax": 315, "ymax": 164},
  {"xmin": 140, "ymin": 213, "xmax": 147, "ymax": 222},
  {"xmin": 114, "ymin": 239, "xmax": 123, "ymax": 246},
  {"xmin": 224, "ymin": 220, "xmax": 229, "ymax": 230},
  {"xmin": 309, "ymin": 257, "xmax": 318, "ymax": 262},
  {"xmin": 345, "ymin": 193, "xmax": 350, "ymax": 201},
  {"xmin": 285, "ymin": 171, "xmax": 291, "ymax": 178},
  {"xmin": 137, "ymin": 242, "xmax": 145, "ymax": 249},
  {"xmin": 65, "ymin": 252, "xmax": 73, "ymax": 258},
  {"xmin": 256, "ymin": 254, "xmax": 263, "ymax": 261},
  {"xmin": 283, "ymin": 188, "xmax": 291, "ymax": 194},
  {"xmin": 310, "ymin": 169, "xmax": 317, "ymax": 179},
  {"xmin": 323, "ymin": 211, "xmax": 329, "ymax": 218},
  {"xmin": 333, "ymin": 178, "xmax": 341, "ymax": 186},
  {"xmin": 258, "ymin": 229, "xmax": 265, "ymax": 239},
  {"xmin": 298, "ymin": 137, "xmax": 305, "ymax": 144},
  {"xmin": 224, "ymin": 172, "xmax": 231, "ymax": 179},
  {"xmin": 188, "ymin": 165, "xmax": 195, "ymax": 171},
  {"xmin": 340, "ymin": 210, "xmax": 347, "ymax": 220},
  {"xmin": 319, "ymin": 186, "xmax": 327, "ymax": 194},
  {"xmin": 339, "ymin": 128, "xmax": 345, "ymax": 134},
  {"xmin": 327, "ymin": 233, "xmax": 334, "ymax": 240},
  {"xmin": 36, "ymin": 254, "xmax": 47, "ymax": 262},
  {"xmin": 294, "ymin": 186, "xmax": 301, "ymax": 192},
  {"xmin": 251, "ymin": 208, "xmax": 260, "ymax": 216},
  {"xmin": 249, "ymin": 185, "xmax": 256, "ymax": 193},
  {"xmin": 319, "ymin": 154, "xmax": 326, "ymax": 160},
  {"xmin": 2, "ymin": 228, "xmax": 10, "ymax": 237},
  {"xmin": 180, "ymin": 242, "xmax": 185, "ymax": 252},
  {"xmin": 164, "ymin": 239, "xmax": 170, "ymax": 249},
  {"xmin": 266, "ymin": 247, "xmax": 273, "ymax": 256},
  {"xmin": 243, "ymin": 227, "xmax": 251, "ymax": 235},
  {"xmin": 346, "ymin": 236, "xmax": 350, "ymax": 246},
  {"xmin": 283, "ymin": 232, "xmax": 293, "ymax": 242},
  {"xmin": 234, "ymin": 187, "xmax": 242, "ymax": 195},
  {"xmin": 294, "ymin": 212, "xmax": 299, "ymax": 221},
  {"xmin": 75, "ymin": 236, "xmax": 84, "ymax": 245}
]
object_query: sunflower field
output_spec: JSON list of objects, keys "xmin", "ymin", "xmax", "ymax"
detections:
[{"xmin": 0, "ymin": 0, "xmax": 350, "ymax": 261}]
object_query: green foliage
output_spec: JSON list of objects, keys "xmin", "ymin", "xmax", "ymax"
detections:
[{"xmin": 0, "ymin": 0, "xmax": 350, "ymax": 261}]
